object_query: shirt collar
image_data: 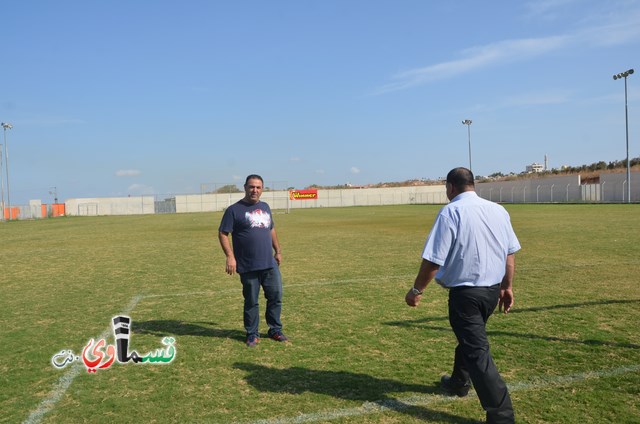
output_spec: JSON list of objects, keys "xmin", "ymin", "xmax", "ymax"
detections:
[{"xmin": 451, "ymin": 190, "xmax": 477, "ymax": 202}]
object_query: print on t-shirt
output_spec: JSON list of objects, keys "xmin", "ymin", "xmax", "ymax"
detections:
[{"xmin": 245, "ymin": 209, "xmax": 271, "ymax": 229}]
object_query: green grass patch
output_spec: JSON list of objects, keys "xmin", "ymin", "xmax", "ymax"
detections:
[{"xmin": 1, "ymin": 205, "xmax": 639, "ymax": 423}]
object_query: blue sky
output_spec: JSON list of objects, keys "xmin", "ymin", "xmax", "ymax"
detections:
[{"xmin": 2, "ymin": 0, "xmax": 639, "ymax": 203}]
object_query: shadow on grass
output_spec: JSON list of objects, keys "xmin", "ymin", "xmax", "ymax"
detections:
[
  {"xmin": 234, "ymin": 362, "xmax": 480, "ymax": 423},
  {"xmin": 387, "ymin": 298, "xmax": 640, "ymax": 325},
  {"xmin": 507, "ymin": 298, "xmax": 640, "ymax": 314},
  {"xmin": 133, "ymin": 320, "xmax": 245, "ymax": 342},
  {"xmin": 406, "ymin": 324, "xmax": 640, "ymax": 350},
  {"xmin": 384, "ymin": 298, "xmax": 640, "ymax": 349}
]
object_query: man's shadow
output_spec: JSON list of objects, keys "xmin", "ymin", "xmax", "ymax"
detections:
[
  {"xmin": 234, "ymin": 362, "xmax": 480, "ymax": 423},
  {"xmin": 133, "ymin": 320, "xmax": 245, "ymax": 342}
]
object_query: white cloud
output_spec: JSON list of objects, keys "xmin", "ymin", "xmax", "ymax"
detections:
[
  {"xmin": 372, "ymin": 7, "xmax": 640, "ymax": 94},
  {"xmin": 350, "ymin": 167, "xmax": 361, "ymax": 174},
  {"xmin": 585, "ymin": 14, "xmax": 640, "ymax": 47},
  {"xmin": 524, "ymin": 0, "xmax": 579, "ymax": 20},
  {"xmin": 116, "ymin": 169, "xmax": 141, "ymax": 177},
  {"xmin": 289, "ymin": 157, "xmax": 302, "ymax": 162},
  {"xmin": 372, "ymin": 35, "xmax": 570, "ymax": 94}
]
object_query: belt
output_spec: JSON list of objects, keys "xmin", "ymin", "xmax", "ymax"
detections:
[{"xmin": 449, "ymin": 283, "xmax": 500, "ymax": 290}]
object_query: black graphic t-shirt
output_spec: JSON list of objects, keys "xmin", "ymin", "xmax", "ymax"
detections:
[{"xmin": 219, "ymin": 200, "xmax": 276, "ymax": 273}]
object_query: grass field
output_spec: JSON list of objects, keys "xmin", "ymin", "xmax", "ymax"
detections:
[{"xmin": 1, "ymin": 204, "xmax": 639, "ymax": 423}]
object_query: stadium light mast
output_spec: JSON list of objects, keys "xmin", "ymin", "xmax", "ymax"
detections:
[
  {"xmin": 1, "ymin": 122, "xmax": 12, "ymax": 220},
  {"xmin": 49, "ymin": 186, "xmax": 58, "ymax": 204},
  {"xmin": 613, "ymin": 69, "xmax": 634, "ymax": 203},
  {"xmin": 0, "ymin": 141, "xmax": 4, "ymax": 222},
  {"xmin": 462, "ymin": 119, "xmax": 473, "ymax": 172}
]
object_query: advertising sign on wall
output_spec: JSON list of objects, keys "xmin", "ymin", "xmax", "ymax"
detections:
[{"xmin": 289, "ymin": 189, "xmax": 318, "ymax": 200}]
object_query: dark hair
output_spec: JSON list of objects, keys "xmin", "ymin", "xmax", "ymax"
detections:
[
  {"xmin": 244, "ymin": 174, "xmax": 264, "ymax": 186},
  {"xmin": 446, "ymin": 167, "xmax": 474, "ymax": 191}
]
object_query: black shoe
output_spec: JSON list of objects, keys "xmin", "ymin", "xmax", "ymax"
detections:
[
  {"xmin": 440, "ymin": 375, "xmax": 471, "ymax": 397},
  {"xmin": 246, "ymin": 334, "xmax": 260, "ymax": 347},
  {"xmin": 268, "ymin": 330, "xmax": 289, "ymax": 342}
]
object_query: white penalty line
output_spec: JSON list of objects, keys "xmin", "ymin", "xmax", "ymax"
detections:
[
  {"xmin": 23, "ymin": 278, "xmax": 371, "ymax": 423},
  {"xmin": 26, "ymin": 283, "xmax": 639, "ymax": 424},
  {"xmin": 248, "ymin": 364, "xmax": 640, "ymax": 424},
  {"xmin": 22, "ymin": 278, "xmax": 399, "ymax": 424},
  {"xmin": 23, "ymin": 295, "xmax": 144, "ymax": 424}
]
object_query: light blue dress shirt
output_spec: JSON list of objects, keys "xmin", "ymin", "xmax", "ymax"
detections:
[{"xmin": 422, "ymin": 191, "xmax": 521, "ymax": 288}]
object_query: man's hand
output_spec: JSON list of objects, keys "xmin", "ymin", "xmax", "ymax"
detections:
[
  {"xmin": 218, "ymin": 231, "xmax": 237, "ymax": 276},
  {"xmin": 274, "ymin": 252, "xmax": 282, "ymax": 266},
  {"xmin": 225, "ymin": 257, "xmax": 237, "ymax": 275},
  {"xmin": 499, "ymin": 288, "xmax": 514, "ymax": 314},
  {"xmin": 499, "ymin": 254, "xmax": 515, "ymax": 314},
  {"xmin": 406, "ymin": 260, "xmax": 438, "ymax": 307},
  {"xmin": 405, "ymin": 289, "xmax": 422, "ymax": 307}
]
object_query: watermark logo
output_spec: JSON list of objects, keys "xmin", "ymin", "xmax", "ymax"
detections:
[{"xmin": 51, "ymin": 315, "xmax": 176, "ymax": 373}]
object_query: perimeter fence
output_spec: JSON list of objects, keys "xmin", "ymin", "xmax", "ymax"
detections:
[
  {"xmin": 475, "ymin": 172, "xmax": 640, "ymax": 203},
  {"xmin": 4, "ymin": 171, "xmax": 639, "ymax": 220}
]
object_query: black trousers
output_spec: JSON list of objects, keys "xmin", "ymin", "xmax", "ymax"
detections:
[{"xmin": 448, "ymin": 284, "xmax": 514, "ymax": 424}]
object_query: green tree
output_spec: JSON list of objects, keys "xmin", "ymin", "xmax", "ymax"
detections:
[{"xmin": 216, "ymin": 184, "xmax": 241, "ymax": 193}]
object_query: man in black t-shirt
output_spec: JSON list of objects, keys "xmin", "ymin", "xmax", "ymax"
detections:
[{"xmin": 218, "ymin": 174, "xmax": 288, "ymax": 347}]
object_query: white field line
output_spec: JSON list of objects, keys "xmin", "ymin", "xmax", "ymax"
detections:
[
  {"xmin": 23, "ymin": 295, "xmax": 143, "ymax": 424},
  {"xmin": 22, "ymin": 278, "xmax": 403, "ymax": 423},
  {"xmin": 24, "ymin": 278, "xmax": 640, "ymax": 424},
  {"xmin": 24, "ymin": 279, "xmax": 370, "ymax": 422},
  {"xmin": 143, "ymin": 276, "xmax": 414, "ymax": 298},
  {"xmin": 247, "ymin": 364, "xmax": 640, "ymax": 424}
]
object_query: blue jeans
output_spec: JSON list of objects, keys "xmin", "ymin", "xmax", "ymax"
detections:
[{"xmin": 239, "ymin": 267, "xmax": 283, "ymax": 337}]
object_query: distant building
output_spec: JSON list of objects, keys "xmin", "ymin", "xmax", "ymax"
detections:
[{"xmin": 526, "ymin": 163, "xmax": 545, "ymax": 173}]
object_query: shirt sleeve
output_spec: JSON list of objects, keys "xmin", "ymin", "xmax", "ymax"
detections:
[
  {"xmin": 218, "ymin": 207, "xmax": 235, "ymax": 233},
  {"xmin": 421, "ymin": 213, "xmax": 455, "ymax": 266},
  {"xmin": 507, "ymin": 223, "xmax": 521, "ymax": 255}
]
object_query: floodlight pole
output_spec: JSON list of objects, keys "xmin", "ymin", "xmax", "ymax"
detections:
[
  {"xmin": 1, "ymin": 123, "xmax": 12, "ymax": 219},
  {"xmin": 613, "ymin": 69, "xmax": 634, "ymax": 203},
  {"xmin": 50, "ymin": 186, "xmax": 58, "ymax": 204},
  {"xmin": 462, "ymin": 119, "xmax": 473, "ymax": 172},
  {"xmin": 0, "ymin": 142, "xmax": 4, "ymax": 222}
]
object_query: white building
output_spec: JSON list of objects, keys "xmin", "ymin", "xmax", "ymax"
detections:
[{"xmin": 526, "ymin": 163, "xmax": 545, "ymax": 173}]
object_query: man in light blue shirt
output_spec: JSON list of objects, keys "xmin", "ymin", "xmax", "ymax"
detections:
[{"xmin": 406, "ymin": 167, "xmax": 520, "ymax": 424}]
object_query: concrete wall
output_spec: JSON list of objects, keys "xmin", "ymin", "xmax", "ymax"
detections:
[
  {"xmin": 600, "ymin": 171, "xmax": 640, "ymax": 202},
  {"xmin": 65, "ymin": 196, "xmax": 155, "ymax": 216},
  {"xmin": 582, "ymin": 184, "xmax": 601, "ymax": 202},
  {"xmin": 62, "ymin": 186, "xmax": 447, "ymax": 216},
  {"xmin": 476, "ymin": 175, "xmax": 583, "ymax": 203},
  {"xmin": 175, "ymin": 193, "xmax": 245, "ymax": 213},
  {"xmin": 29, "ymin": 200, "xmax": 43, "ymax": 219},
  {"xmin": 174, "ymin": 185, "xmax": 448, "ymax": 213},
  {"xmin": 51, "ymin": 171, "xmax": 640, "ymax": 218},
  {"xmin": 285, "ymin": 186, "xmax": 447, "ymax": 210},
  {"xmin": 476, "ymin": 171, "xmax": 640, "ymax": 203}
]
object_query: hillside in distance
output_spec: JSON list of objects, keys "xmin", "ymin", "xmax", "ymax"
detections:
[{"xmin": 304, "ymin": 157, "xmax": 640, "ymax": 190}]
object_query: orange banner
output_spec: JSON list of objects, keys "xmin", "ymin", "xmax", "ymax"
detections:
[{"xmin": 289, "ymin": 189, "xmax": 318, "ymax": 200}]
